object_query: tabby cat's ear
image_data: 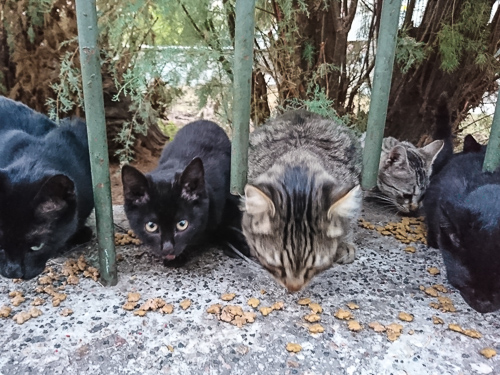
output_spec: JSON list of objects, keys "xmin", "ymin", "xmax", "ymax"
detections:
[
  {"xmin": 420, "ymin": 140, "xmax": 444, "ymax": 166},
  {"xmin": 244, "ymin": 184, "xmax": 275, "ymax": 235},
  {"xmin": 385, "ymin": 145, "xmax": 408, "ymax": 169},
  {"xmin": 179, "ymin": 157, "xmax": 205, "ymax": 200},
  {"xmin": 327, "ymin": 185, "xmax": 362, "ymax": 220},
  {"xmin": 35, "ymin": 174, "xmax": 75, "ymax": 214},
  {"xmin": 122, "ymin": 165, "xmax": 150, "ymax": 205}
]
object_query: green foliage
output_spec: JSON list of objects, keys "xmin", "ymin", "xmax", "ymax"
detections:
[
  {"xmin": 396, "ymin": 33, "xmax": 427, "ymax": 74},
  {"xmin": 160, "ymin": 120, "xmax": 180, "ymax": 139}
]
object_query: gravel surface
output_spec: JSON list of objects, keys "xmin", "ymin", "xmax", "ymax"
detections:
[{"xmin": 0, "ymin": 204, "xmax": 499, "ymax": 375}]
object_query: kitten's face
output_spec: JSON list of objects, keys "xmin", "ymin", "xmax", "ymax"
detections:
[
  {"xmin": 439, "ymin": 186, "xmax": 500, "ymax": 313},
  {"xmin": 242, "ymin": 180, "xmax": 361, "ymax": 292},
  {"xmin": 0, "ymin": 173, "xmax": 78, "ymax": 279},
  {"xmin": 377, "ymin": 139, "xmax": 443, "ymax": 213},
  {"xmin": 122, "ymin": 158, "xmax": 209, "ymax": 262}
]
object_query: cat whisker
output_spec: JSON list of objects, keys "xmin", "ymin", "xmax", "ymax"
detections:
[
  {"xmin": 224, "ymin": 242, "xmax": 262, "ymax": 272},
  {"xmin": 226, "ymin": 225, "xmax": 244, "ymax": 235}
]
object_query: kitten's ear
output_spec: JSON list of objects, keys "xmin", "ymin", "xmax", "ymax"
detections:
[
  {"xmin": 420, "ymin": 140, "xmax": 444, "ymax": 166},
  {"xmin": 384, "ymin": 145, "xmax": 408, "ymax": 169},
  {"xmin": 244, "ymin": 184, "xmax": 275, "ymax": 235},
  {"xmin": 179, "ymin": 157, "xmax": 206, "ymax": 200},
  {"xmin": 463, "ymin": 135, "xmax": 482, "ymax": 153},
  {"xmin": 122, "ymin": 165, "xmax": 150, "ymax": 205},
  {"xmin": 327, "ymin": 185, "xmax": 362, "ymax": 220},
  {"xmin": 35, "ymin": 174, "xmax": 75, "ymax": 213}
]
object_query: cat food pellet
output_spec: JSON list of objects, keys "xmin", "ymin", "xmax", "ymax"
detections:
[
  {"xmin": 398, "ymin": 312, "xmax": 414, "ymax": 322},
  {"xmin": 368, "ymin": 321, "xmax": 386, "ymax": 332},
  {"xmin": 247, "ymin": 298, "xmax": 260, "ymax": 308},
  {"xmin": 207, "ymin": 304, "xmax": 222, "ymax": 314},
  {"xmin": 309, "ymin": 303, "xmax": 322, "ymax": 314},
  {"xmin": 221, "ymin": 293, "xmax": 236, "ymax": 301},
  {"xmin": 122, "ymin": 302, "xmax": 138, "ymax": 311},
  {"xmin": 9, "ymin": 291, "xmax": 23, "ymax": 298},
  {"xmin": 423, "ymin": 287, "xmax": 439, "ymax": 297},
  {"xmin": 433, "ymin": 284, "xmax": 448, "ymax": 293},
  {"xmin": 140, "ymin": 298, "xmax": 166, "ymax": 311},
  {"xmin": 38, "ymin": 276, "xmax": 53, "ymax": 285},
  {"xmin": 133, "ymin": 310, "xmax": 147, "ymax": 317},
  {"xmin": 334, "ymin": 308, "xmax": 353, "ymax": 320},
  {"xmin": 346, "ymin": 302, "xmax": 359, "ymax": 310},
  {"xmin": 448, "ymin": 323, "xmax": 464, "ymax": 333},
  {"xmin": 60, "ymin": 308, "xmax": 73, "ymax": 317},
  {"xmin": 167, "ymin": 345, "xmax": 174, "ymax": 352},
  {"xmin": 127, "ymin": 292, "xmax": 141, "ymax": 302},
  {"xmin": 52, "ymin": 299, "xmax": 62, "ymax": 307},
  {"xmin": 480, "ymin": 348, "xmax": 497, "ymax": 359},
  {"xmin": 272, "ymin": 301, "xmax": 284, "ymax": 310},
  {"xmin": 13, "ymin": 311, "xmax": 32, "ymax": 324},
  {"xmin": 161, "ymin": 304, "xmax": 174, "ymax": 314},
  {"xmin": 179, "ymin": 299, "xmax": 191, "ymax": 310},
  {"xmin": 231, "ymin": 316, "xmax": 247, "ymax": 328},
  {"xmin": 408, "ymin": 329, "xmax": 415, "ymax": 335},
  {"xmin": 242, "ymin": 311, "xmax": 256, "ymax": 323},
  {"xmin": 386, "ymin": 323, "xmax": 403, "ymax": 341},
  {"xmin": 259, "ymin": 307, "xmax": 273, "ymax": 316},
  {"xmin": 31, "ymin": 297, "xmax": 45, "ymax": 306},
  {"xmin": 0, "ymin": 306, "xmax": 12, "ymax": 318},
  {"xmin": 427, "ymin": 267, "xmax": 440, "ymax": 275},
  {"xmin": 297, "ymin": 298, "xmax": 311, "ymax": 305},
  {"xmin": 308, "ymin": 323, "xmax": 325, "ymax": 333},
  {"xmin": 228, "ymin": 305, "xmax": 243, "ymax": 316},
  {"xmin": 29, "ymin": 307, "xmax": 42, "ymax": 318},
  {"xmin": 432, "ymin": 316, "xmax": 444, "ymax": 325},
  {"xmin": 11, "ymin": 295, "xmax": 25, "ymax": 306},
  {"xmin": 404, "ymin": 246, "xmax": 416, "ymax": 253},
  {"xmin": 286, "ymin": 343, "xmax": 302, "ymax": 353},
  {"xmin": 347, "ymin": 320, "xmax": 363, "ymax": 332},
  {"xmin": 304, "ymin": 313, "xmax": 321, "ymax": 323},
  {"xmin": 66, "ymin": 275, "xmax": 79, "ymax": 285},
  {"xmin": 219, "ymin": 308, "xmax": 233, "ymax": 322},
  {"xmin": 463, "ymin": 329, "xmax": 482, "ymax": 339}
]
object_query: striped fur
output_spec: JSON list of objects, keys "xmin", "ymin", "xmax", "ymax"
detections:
[
  {"xmin": 376, "ymin": 137, "xmax": 443, "ymax": 213},
  {"xmin": 242, "ymin": 110, "xmax": 362, "ymax": 292}
]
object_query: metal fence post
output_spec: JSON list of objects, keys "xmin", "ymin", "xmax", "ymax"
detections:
[
  {"xmin": 483, "ymin": 90, "xmax": 500, "ymax": 172},
  {"xmin": 230, "ymin": 0, "xmax": 256, "ymax": 195},
  {"xmin": 361, "ymin": 0, "xmax": 402, "ymax": 189},
  {"xmin": 75, "ymin": 0, "xmax": 117, "ymax": 286}
]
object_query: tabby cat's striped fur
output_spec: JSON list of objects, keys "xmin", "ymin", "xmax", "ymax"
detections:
[{"xmin": 242, "ymin": 110, "xmax": 362, "ymax": 292}]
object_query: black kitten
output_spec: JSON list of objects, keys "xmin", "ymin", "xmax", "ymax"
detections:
[
  {"xmin": 424, "ymin": 151, "xmax": 500, "ymax": 313},
  {"xmin": 122, "ymin": 120, "xmax": 247, "ymax": 265},
  {"xmin": 0, "ymin": 97, "xmax": 94, "ymax": 280}
]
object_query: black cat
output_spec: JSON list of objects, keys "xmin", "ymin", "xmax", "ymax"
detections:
[
  {"xmin": 0, "ymin": 97, "xmax": 94, "ymax": 279},
  {"xmin": 424, "ymin": 151, "xmax": 500, "ymax": 313},
  {"xmin": 122, "ymin": 120, "xmax": 247, "ymax": 265}
]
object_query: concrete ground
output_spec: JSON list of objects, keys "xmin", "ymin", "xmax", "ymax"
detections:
[{"xmin": 0, "ymin": 203, "xmax": 499, "ymax": 375}]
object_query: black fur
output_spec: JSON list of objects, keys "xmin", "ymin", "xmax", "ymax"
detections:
[
  {"xmin": 429, "ymin": 93, "xmax": 453, "ymax": 176},
  {"xmin": 0, "ymin": 97, "xmax": 93, "ymax": 279},
  {"xmin": 424, "ymin": 152, "xmax": 500, "ymax": 313},
  {"xmin": 122, "ymin": 120, "xmax": 248, "ymax": 265}
]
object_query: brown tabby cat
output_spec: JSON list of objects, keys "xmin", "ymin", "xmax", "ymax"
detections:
[{"xmin": 242, "ymin": 110, "xmax": 362, "ymax": 292}]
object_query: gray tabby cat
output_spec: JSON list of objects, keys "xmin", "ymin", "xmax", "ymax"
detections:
[{"xmin": 242, "ymin": 110, "xmax": 362, "ymax": 292}]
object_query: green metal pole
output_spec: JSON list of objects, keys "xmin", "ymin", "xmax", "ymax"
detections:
[
  {"xmin": 482, "ymin": 89, "xmax": 500, "ymax": 172},
  {"xmin": 75, "ymin": 0, "xmax": 117, "ymax": 286},
  {"xmin": 230, "ymin": 0, "xmax": 256, "ymax": 195},
  {"xmin": 361, "ymin": 0, "xmax": 402, "ymax": 189}
]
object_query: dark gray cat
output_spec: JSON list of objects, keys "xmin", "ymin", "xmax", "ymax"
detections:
[{"xmin": 242, "ymin": 110, "xmax": 362, "ymax": 292}]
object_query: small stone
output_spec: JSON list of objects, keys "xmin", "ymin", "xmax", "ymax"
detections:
[
  {"xmin": 260, "ymin": 289, "xmax": 266, "ymax": 295},
  {"xmin": 480, "ymin": 348, "xmax": 496, "ymax": 359},
  {"xmin": 221, "ymin": 293, "xmax": 236, "ymax": 301},
  {"xmin": 247, "ymin": 298, "xmax": 260, "ymax": 308},
  {"xmin": 286, "ymin": 343, "xmax": 302, "ymax": 353},
  {"xmin": 179, "ymin": 299, "xmax": 191, "ymax": 310}
]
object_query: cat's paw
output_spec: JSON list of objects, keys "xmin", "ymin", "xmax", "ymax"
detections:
[{"xmin": 334, "ymin": 242, "xmax": 356, "ymax": 264}]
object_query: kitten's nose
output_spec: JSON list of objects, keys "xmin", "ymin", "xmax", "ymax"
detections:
[
  {"xmin": 285, "ymin": 281, "xmax": 304, "ymax": 293},
  {"xmin": 162, "ymin": 241, "xmax": 174, "ymax": 254}
]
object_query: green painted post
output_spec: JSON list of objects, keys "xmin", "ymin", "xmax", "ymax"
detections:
[
  {"xmin": 482, "ymin": 89, "xmax": 500, "ymax": 172},
  {"xmin": 230, "ymin": 0, "xmax": 256, "ymax": 195},
  {"xmin": 361, "ymin": 0, "xmax": 402, "ymax": 189},
  {"xmin": 75, "ymin": 0, "xmax": 117, "ymax": 286}
]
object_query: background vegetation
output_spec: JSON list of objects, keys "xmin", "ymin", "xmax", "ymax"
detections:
[{"xmin": 0, "ymin": 0, "xmax": 499, "ymax": 162}]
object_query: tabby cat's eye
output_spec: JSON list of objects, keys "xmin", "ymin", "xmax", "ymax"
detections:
[
  {"xmin": 176, "ymin": 220, "xmax": 189, "ymax": 231},
  {"xmin": 31, "ymin": 243, "xmax": 45, "ymax": 251},
  {"xmin": 145, "ymin": 221, "xmax": 158, "ymax": 233}
]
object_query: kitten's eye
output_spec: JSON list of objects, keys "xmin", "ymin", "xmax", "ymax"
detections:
[
  {"xmin": 176, "ymin": 220, "xmax": 189, "ymax": 231},
  {"xmin": 31, "ymin": 243, "xmax": 45, "ymax": 251},
  {"xmin": 145, "ymin": 222, "xmax": 158, "ymax": 233}
]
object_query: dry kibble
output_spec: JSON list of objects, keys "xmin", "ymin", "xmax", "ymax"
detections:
[
  {"xmin": 432, "ymin": 316, "xmax": 444, "ymax": 325},
  {"xmin": 66, "ymin": 275, "xmax": 79, "ymax": 285},
  {"xmin": 219, "ymin": 308, "xmax": 233, "ymax": 323},
  {"xmin": 11, "ymin": 295, "xmax": 25, "ymax": 306},
  {"xmin": 167, "ymin": 345, "xmax": 174, "ymax": 353},
  {"xmin": 122, "ymin": 302, "xmax": 138, "ymax": 311},
  {"xmin": 127, "ymin": 292, "xmax": 141, "ymax": 303},
  {"xmin": 9, "ymin": 291, "xmax": 23, "ymax": 298},
  {"xmin": 272, "ymin": 301, "xmax": 284, "ymax": 311},
  {"xmin": 346, "ymin": 302, "xmax": 359, "ymax": 310},
  {"xmin": 347, "ymin": 320, "xmax": 363, "ymax": 332},
  {"xmin": 179, "ymin": 299, "xmax": 191, "ymax": 310},
  {"xmin": 433, "ymin": 284, "xmax": 449, "ymax": 293},
  {"xmin": 242, "ymin": 311, "xmax": 256, "ymax": 323},
  {"xmin": 334, "ymin": 308, "xmax": 353, "ymax": 320},
  {"xmin": 247, "ymin": 298, "xmax": 260, "ymax": 308},
  {"xmin": 221, "ymin": 293, "xmax": 236, "ymax": 301},
  {"xmin": 463, "ymin": 329, "xmax": 482, "ymax": 339},
  {"xmin": 304, "ymin": 313, "xmax": 321, "ymax": 323},
  {"xmin": 368, "ymin": 321, "xmax": 386, "ymax": 333},
  {"xmin": 424, "ymin": 287, "xmax": 439, "ymax": 297},
  {"xmin": 207, "ymin": 304, "xmax": 222, "ymax": 314},
  {"xmin": 13, "ymin": 311, "xmax": 32, "ymax": 324},
  {"xmin": 0, "ymin": 305, "xmax": 12, "ymax": 318},
  {"xmin": 227, "ymin": 305, "xmax": 244, "ymax": 317},
  {"xmin": 398, "ymin": 312, "xmax": 414, "ymax": 322},
  {"xmin": 448, "ymin": 323, "xmax": 464, "ymax": 333},
  {"xmin": 427, "ymin": 267, "xmax": 440, "ymax": 275},
  {"xmin": 259, "ymin": 307, "xmax": 273, "ymax": 316},
  {"xmin": 308, "ymin": 323, "xmax": 325, "ymax": 333},
  {"xmin": 308, "ymin": 303, "xmax": 322, "ymax": 314},
  {"xmin": 52, "ymin": 299, "xmax": 62, "ymax": 307},
  {"xmin": 31, "ymin": 297, "xmax": 45, "ymax": 306},
  {"xmin": 29, "ymin": 307, "xmax": 42, "ymax": 318},
  {"xmin": 133, "ymin": 310, "xmax": 147, "ymax": 317},
  {"xmin": 297, "ymin": 298, "xmax": 311, "ymax": 306},
  {"xmin": 140, "ymin": 298, "xmax": 165, "ymax": 311},
  {"xmin": 286, "ymin": 343, "xmax": 302, "ymax": 353},
  {"xmin": 161, "ymin": 304, "xmax": 174, "ymax": 314},
  {"xmin": 60, "ymin": 308, "xmax": 73, "ymax": 317},
  {"xmin": 232, "ymin": 316, "xmax": 247, "ymax": 328},
  {"xmin": 38, "ymin": 276, "xmax": 53, "ymax": 285},
  {"xmin": 480, "ymin": 348, "xmax": 497, "ymax": 359},
  {"xmin": 386, "ymin": 323, "xmax": 403, "ymax": 342},
  {"xmin": 404, "ymin": 246, "xmax": 416, "ymax": 253}
]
